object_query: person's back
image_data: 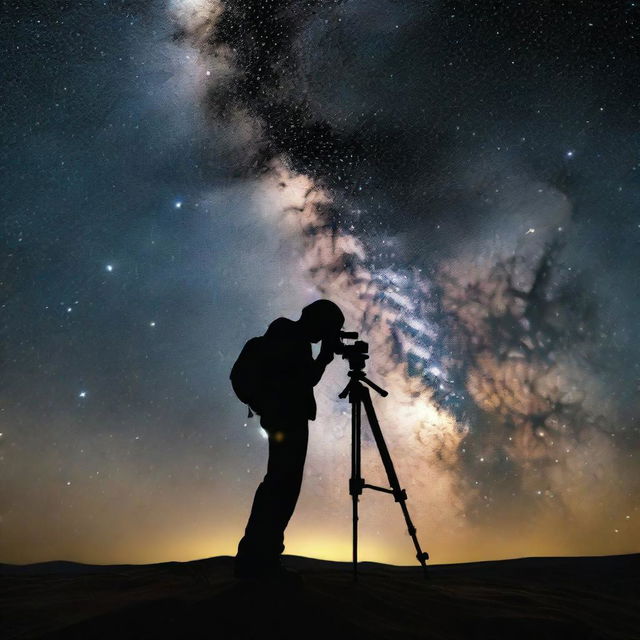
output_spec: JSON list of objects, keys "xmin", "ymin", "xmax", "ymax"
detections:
[
  {"xmin": 258, "ymin": 316, "xmax": 320, "ymax": 422},
  {"xmin": 234, "ymin": 300, "xmax": 345, "ymax": 582}
]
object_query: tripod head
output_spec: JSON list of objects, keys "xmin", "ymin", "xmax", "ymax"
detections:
[
  {"xmin": 334, "ymin": 330, "xmax": 369, "ymax": 371},
  {"xmin": 336, "ymin": 330, "xmax": 388, "ymax": 399}
]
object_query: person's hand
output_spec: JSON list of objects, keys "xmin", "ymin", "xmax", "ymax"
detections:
[{"xmin": 318, "ymin": 335, "xmax": 336, "ymax": 364}]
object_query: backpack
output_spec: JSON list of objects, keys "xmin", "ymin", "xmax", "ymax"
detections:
[{"xmin": 230, "ymin": 336, "xmax": 267, "ymax": 417}]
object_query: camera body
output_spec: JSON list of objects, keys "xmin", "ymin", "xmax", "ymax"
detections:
[{"xmin": 334, "ymin": 331, "xmax": 369, "ymax": 370}]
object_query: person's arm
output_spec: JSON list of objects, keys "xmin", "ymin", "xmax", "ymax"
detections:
[{"xmin": 307, "ymin": 337, "xmax": 336, "ymax": 386}]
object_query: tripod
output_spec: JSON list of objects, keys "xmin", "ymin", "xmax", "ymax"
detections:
[{"xmin": 339, "ymin": 363, "xmax": 429, "ymax": 580}]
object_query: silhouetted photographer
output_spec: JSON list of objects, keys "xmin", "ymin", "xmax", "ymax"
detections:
[{"xmin": 230, "ymin": 299, "xmax": 345, "ymax": 583}]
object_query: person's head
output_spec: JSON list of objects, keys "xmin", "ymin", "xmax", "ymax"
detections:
[{"xmin": 298, "ymin": 299, "xmax": 345, "ymax": 343}]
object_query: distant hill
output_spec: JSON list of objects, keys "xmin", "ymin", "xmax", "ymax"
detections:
[{"xmin": 1, "ymin": 554, "xmax": 638, "ymax": 639}]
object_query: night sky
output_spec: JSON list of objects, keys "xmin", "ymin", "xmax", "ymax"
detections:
[{"xmin": 2, "ymin": 1, "xmax": 639, "ymax": 566}]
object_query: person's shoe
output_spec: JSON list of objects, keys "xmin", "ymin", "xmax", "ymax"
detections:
[
  {"xmin": 265, "ymin": 563, "xmax": 304, "ymax": 589},
  {"xmin": 234, "ymin": 558, "xmax": 303, "ymax": 588},
  {"xmin": 233, "ymin": 557, "xmax": 262, "ymax": 580}
]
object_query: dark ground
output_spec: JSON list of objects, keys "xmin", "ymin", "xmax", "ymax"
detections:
[{"xmin": 1, "ymin": 554, "xmax": 638, "ymax": 639}]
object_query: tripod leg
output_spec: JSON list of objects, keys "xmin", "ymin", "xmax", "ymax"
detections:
[
  {"xmin": 360, "ymin": 388, "xmax": 429, "ymax": 577},
  {"xmin": 350, "ymin": 389, "xmax": 363, "ymax": 581}
]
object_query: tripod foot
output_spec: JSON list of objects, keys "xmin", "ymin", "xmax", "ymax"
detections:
[{"xmin": 417, "ymin": 551, "xmax": 429, "ymax": 579}]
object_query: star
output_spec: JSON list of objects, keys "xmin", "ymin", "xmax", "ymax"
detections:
[
  {"xmin": 106, "ymin": 264, "xmax": 113, "ymax": 272},
  {"xmin": 79, "ymin": 391, "xmax": 87, "ymax": 398}
]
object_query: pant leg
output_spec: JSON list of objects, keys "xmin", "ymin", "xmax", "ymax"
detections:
[{"xmin": 236, "ymin": 416, "xmax": 309, "ymax": 566}]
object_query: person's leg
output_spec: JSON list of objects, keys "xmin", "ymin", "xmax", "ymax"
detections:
[
  {"xmin": 235, "ymin": 417, "xmax": 308, "ymax": 574},
  {"xmin": 264, "ymin": 423, "xmax": 308, "ymax": 554}
]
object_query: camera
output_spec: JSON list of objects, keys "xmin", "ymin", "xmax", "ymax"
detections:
[{"xmin": 334, "ymin": 330, "xmax": 369, "ymax": 369}]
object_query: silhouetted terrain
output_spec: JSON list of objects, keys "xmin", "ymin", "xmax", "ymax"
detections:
[{"xmin": 1, "ymin": 554, "xmax": 638, "ymax": 639}]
